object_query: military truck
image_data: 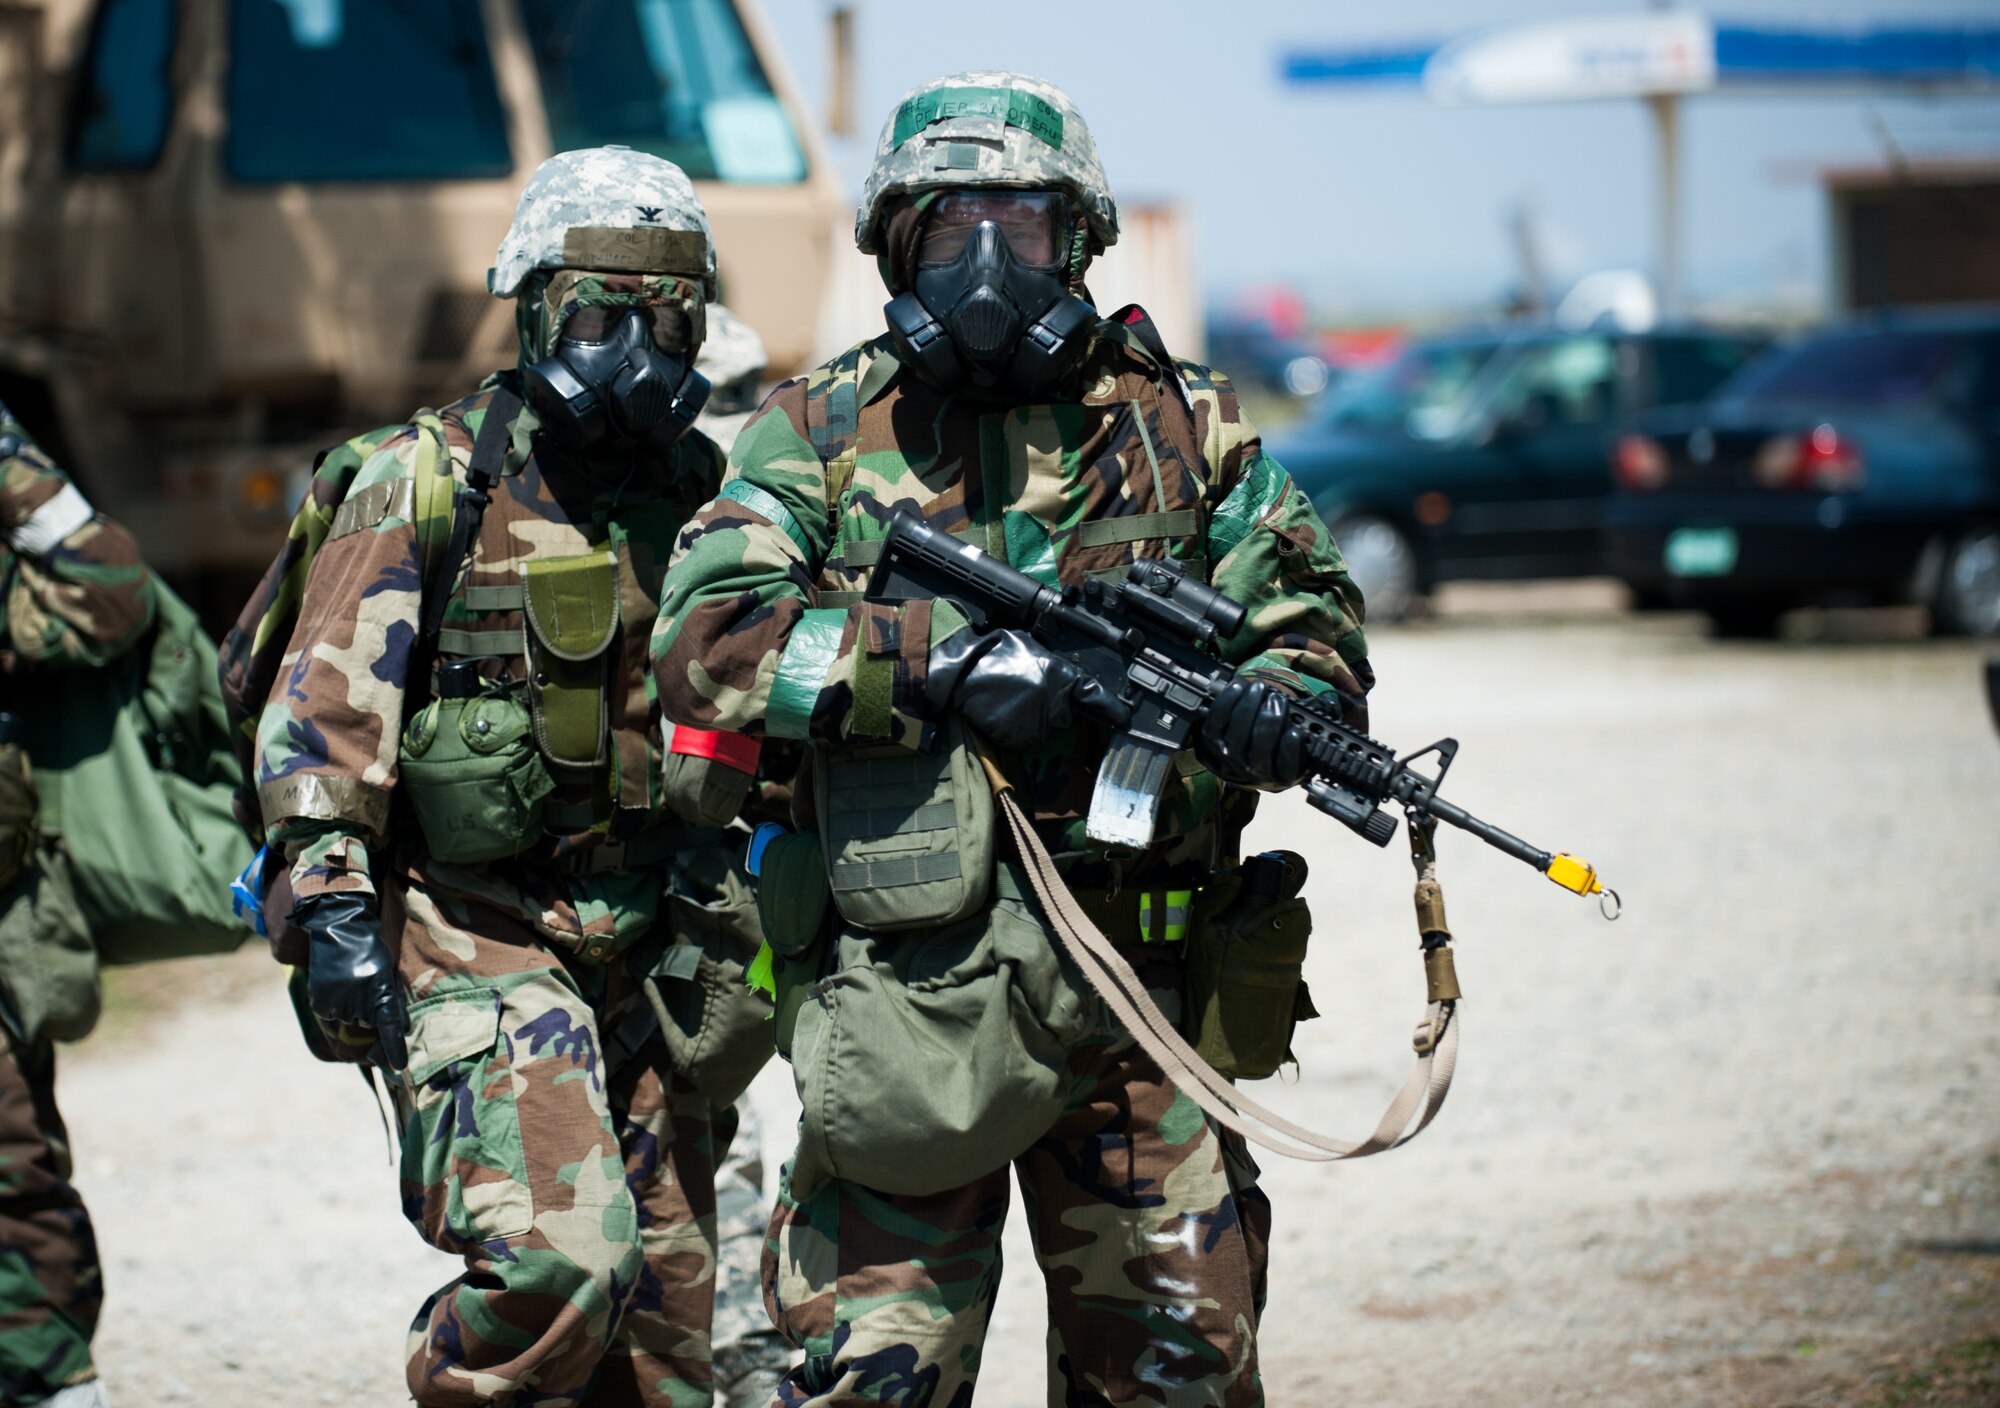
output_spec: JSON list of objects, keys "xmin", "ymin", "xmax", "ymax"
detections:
[{"xmin": 0, "ymin": 0, "xmax": 842, "ymax": 615}]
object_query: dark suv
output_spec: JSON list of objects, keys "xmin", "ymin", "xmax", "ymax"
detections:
[
  {"xmin": 1267, "ymin": 327, "xmax": 1763, "ymax": 619},
  {"xmin": 1605, "ymin": 309, "xmax": 2000, "ymax": 637}
]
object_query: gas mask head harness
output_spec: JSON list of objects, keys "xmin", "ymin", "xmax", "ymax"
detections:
[
  {"xmin": 521, "ymin": 270, "xmax": 711, "ymax": 453},
  {"xmin": 884, "ymin": 190, "xmax": 1096, "ymax": 399}
]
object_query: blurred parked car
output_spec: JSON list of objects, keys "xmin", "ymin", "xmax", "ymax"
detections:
[
  {"xmin": 1207, "ymin": 319, "xmax": 1331, "ymax": 398},
  {"xmin": 1605, "ymin": 308, "xmax": 2000, "ymax": 638},
  {"xmin": 1267, "ymin": 326, "xmax": 1763, "ymax": 619}
]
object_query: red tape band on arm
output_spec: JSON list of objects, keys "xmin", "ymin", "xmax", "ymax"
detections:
[{"xmin": 670, "ymin": 727, "xmax": 762, "ymax": 775}]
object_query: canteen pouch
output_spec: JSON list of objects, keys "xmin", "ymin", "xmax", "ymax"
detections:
[
  {"xmin": 400, "ymin": 684, "xmax": 555, "ymax": 863},
  {"xmin": 1184, "ymin": 850, "xmax": 1316, "ymax": 1081},
  {"xmin": 813, "ymin": 718, "xmax": 993, "ymax": 933},
  {"xmin": 522, "ymin": 551, "xmax": 619, "ymax": 768},
  {"xmin": 786, "ymin": 888, "xmax": 1092, "ymax": 1199},
  {"xmin": 0, "ymin": 736, "xmax": 38, "ymax": 892}
]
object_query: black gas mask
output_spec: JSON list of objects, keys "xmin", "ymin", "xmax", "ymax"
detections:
[
  {"xmin": 884, "ymin": 191, "xmax": 1096, "ymax": 399},
  {"xmin": 524, "ymin": 304, "xmax": 711, "ymax": 453}
]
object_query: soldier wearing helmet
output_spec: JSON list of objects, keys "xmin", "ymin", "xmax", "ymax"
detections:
[
  {"xmin": 653, "ymin": 75, "xmax": 1371, "ymax": 1404},
  {"xmin": 254, "ymin": 147, "xmax": 774, "ymax": 1405}
]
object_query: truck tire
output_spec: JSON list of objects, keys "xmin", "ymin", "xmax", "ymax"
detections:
[
  {"xmin": 1930, "ymin": 528, "xmax": 2000, "ymax": 638},
  {"xmin": 1328, "ymin": 513, "xmax": 1421, "ymax": 623}
]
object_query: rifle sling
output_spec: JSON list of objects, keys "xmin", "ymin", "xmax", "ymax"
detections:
[{"xmin": 991, "ymin": 779, "xmax": 1459, "ymax": 1163}]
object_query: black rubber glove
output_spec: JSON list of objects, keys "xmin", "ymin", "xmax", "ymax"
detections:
[
  {"xmin": 297, "ymin": 892, "xmax": 408, "ymax": 1070},
  {"xmin": 925, "ymin": 629, "xmax": 1089, "ymax": 750},
  {"xmin": 1198, "ymin": 678, "xmax": 1312, "ymax": 790}
]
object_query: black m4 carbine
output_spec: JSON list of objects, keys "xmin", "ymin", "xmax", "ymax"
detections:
[{"xmin": 865, "ymin": 508, "xmax": 1616, "ymax": 912}]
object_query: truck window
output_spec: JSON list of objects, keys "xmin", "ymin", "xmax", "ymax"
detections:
[
  {"xmin": 226, "ymin": 0, "xmax": 511, "ymax": 181},
  {"xmin": 519, "ymin": 0, "xmax": 807, "ymax": 183},
  {"xmin": 67, "ymin": 0, "xmax": 177, "ymax": 171}
]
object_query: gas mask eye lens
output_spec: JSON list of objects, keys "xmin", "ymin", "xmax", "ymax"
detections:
[
  {"xmin": 918, "ymin": 192, "xmax": 1065, "ymax": 269},
  {"xmin": 558, "ymin": 305, "xmax": 622, "ymax": 344}
]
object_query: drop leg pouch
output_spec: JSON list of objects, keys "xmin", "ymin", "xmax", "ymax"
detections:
[{"xmin": 786, "ymin": 892, "xmax": 1092, "ymax": 1199}]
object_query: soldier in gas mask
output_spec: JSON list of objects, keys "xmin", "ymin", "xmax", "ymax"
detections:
[
  {"xmin": 653, "ymin": 73, "xmax": 1370, "ymax": 1405},
  {"xmin": 255, "ymin": 147, "xmax": 772, "ymax": 1406}
]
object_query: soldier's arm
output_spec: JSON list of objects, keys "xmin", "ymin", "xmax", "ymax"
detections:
[
  {"xmin": 1197, "ymin": 386, "xmax": 1375, "ymax": 731},
  {"xmin": 254, "ymin": 433, "xmax": 427, "ymax": 903},
  {"xmin": 653, "ymin": 379, "xmax": 947, "ymax": 747},
  {"xmin": 0, "ymin": 418, "xmax": 158, "ymax": 668}
]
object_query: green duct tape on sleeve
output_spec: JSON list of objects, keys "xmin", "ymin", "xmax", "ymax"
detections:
[{"xmin": 767, "ymin": 608, "xmax": 848, "ymax": 741}]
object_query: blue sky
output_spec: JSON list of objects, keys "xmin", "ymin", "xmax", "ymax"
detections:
[{"xmin": 756, "ymin": 0, "xmax": 2000, "ymax": 318}]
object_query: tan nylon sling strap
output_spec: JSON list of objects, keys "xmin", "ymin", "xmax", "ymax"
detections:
[{"xmin": 989, "ymin": 770, "xmax": 1461, "ymax": 1163}]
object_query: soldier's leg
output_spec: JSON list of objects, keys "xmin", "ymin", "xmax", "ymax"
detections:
[
  {"xmin": 710, "ymin": 1099, "xmax": 795, "ymax": 1408},
  {"xmin": 761, "ymin": 1166, "xmax": 1010, "ymax": 1407},
  {"xmin": 1019, "ymin": 972, "xmax": 1271, "ymax": 1408},
  {"xmin": 0, "ymin": 1036, "xmax": 101, "ymax": 1404},
  {"xmin": 587, "ymin": 1022, "xmax": 719, "ymax": 1407},
  {"xmin": 395, "ymin": 883, "xmax": 646, "ymax": 1408}
]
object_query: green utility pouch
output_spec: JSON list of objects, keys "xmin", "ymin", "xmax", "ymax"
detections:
[
  {"xmin": 754, "ymin": 830, "xmax": 833, "ymax": 1057},
  {"xmin": 1184, "ymin": 850, "xmax": 1318, "ymax": 1081},
  {"xmin": 813, "ymin": 719, "xmax": 994, "ymax": 932},
  {"xmin": 787, "ymin": 888, "xmax": 1093, "ymax": 1199},
  {"xmin": 400, "ymin": 675, "xmax": 555, "ymax": 864},
  {"xmin": 0, "ymin": 737, "xmax": 39, "ymax": 893},
  {"xmin": 522, "ymin": 551, "xmax": 620, "ymax": 768},
  {"xmin": 651, "ymin": 837, "xmax": 776, "ymax": 1109}
]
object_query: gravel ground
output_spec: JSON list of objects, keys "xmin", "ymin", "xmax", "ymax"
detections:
[{"xmin": 56, "ymin": 588, "xmax": 2000, "ymax": 1406}]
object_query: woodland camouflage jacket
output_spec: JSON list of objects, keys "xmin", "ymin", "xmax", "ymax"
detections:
[
  {"xmin": 254, "ymin": 378, "xmax": 727, "ymax": 950},
  {"xmin": 0, "ymin": 410, "xmax": 156, "ymax": 671},
  {"xmin": 652, "ymin": 319, "xmax": 1374, "ymax": 884}
]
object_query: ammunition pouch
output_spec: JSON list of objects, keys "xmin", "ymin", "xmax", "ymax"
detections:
[
  {"xmin": 399, "ymin": 684, "xmax": 555, "ymax": 864},
  {"xmin": 522, "ymin": 551, "xmax": 619, "ymax": 769},
  {"xmin": 0, "ymin": 740, "xmax": 38, "ymax": 893},
  {"xmin": 813, "ymin": 718, "xmax": 994, "ymax": 933},
  {"xmin": 1183, "ymin": 850, "xmax": 1317, "ymax": 1081}
]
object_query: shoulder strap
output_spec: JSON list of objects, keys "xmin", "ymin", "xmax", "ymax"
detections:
[
  {"xmin": 416, "ymin": 387, "xmax": 521, "ymax": 661},
  {"xmin": 804, "ymin": 344, "xmax": 873, "ymax": 526}
]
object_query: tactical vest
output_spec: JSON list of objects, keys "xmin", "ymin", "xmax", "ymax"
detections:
[
  {"xmin": 399, "ymin": 395, "xmax": 685, "ymax": 855},
  {"xmin": 786, "ymin": 311, "xmax": 1251, "ymax": 918}
]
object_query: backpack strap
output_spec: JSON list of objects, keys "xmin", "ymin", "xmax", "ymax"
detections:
[{"xmin": 416, "ymin": 387, "xmax": 522, "ymax": 664}]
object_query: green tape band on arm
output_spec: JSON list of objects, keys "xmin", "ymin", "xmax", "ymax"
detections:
[
  {"xmin": 767, "ymin": 607, "xmax": 848, "ymax": 741},
  {"xmin": 719, "ymin": 478, "xmax": 812, "ymax": 562},
  {"xmin": 891, "ymin": 86, "xmax": 1064, "ymax": 151},
  {"xmin": 1206, "ymin": 451, "xmax": 1290, "ymax": 563}
]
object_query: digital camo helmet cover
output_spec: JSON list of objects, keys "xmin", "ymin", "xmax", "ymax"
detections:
[
  {"xmin": 855, "ymin": 71, "xmax": 1119, "ymax": 255},
  {"xmin": 491, "ymin": 146, "xmax": 718, "ymax": 300}
]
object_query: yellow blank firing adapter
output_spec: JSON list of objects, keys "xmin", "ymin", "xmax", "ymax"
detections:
[{"xmin": 1544, "ymin": 853, "xmax": 1621, "ymax": 919}]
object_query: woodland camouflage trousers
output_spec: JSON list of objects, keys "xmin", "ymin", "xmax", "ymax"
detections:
[
  {"xmin": 763, "ymin": 960, "xmax": 1272, "ymax": 1408},
  {"xmin": 391, "ymin": 878, "xmax": 719, "ymax": 1407},
  {"xmin": 0, "ymin": 1035, "xmax": 100, "ymax": 1405}
]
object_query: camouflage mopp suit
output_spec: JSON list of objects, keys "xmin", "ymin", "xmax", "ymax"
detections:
[
  {"xmin": 0, "ymin": 406, "xmax": 157, "ymax": 1407},
  {"xmin": 255, "ymin": 150, "xmax": 763, "ymax": 1407},
  {"xmin": 652, "ymin": 73, "xmax": 1372, "ymax": 1406}
]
